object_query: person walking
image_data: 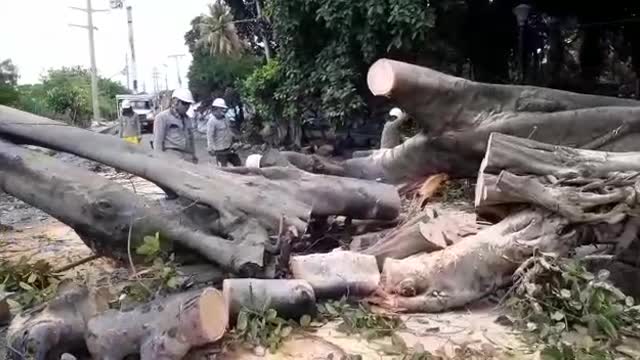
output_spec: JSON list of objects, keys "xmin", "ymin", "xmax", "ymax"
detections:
[
  {"xmin": 152, "ymin": 88, "xmax": 198, "ymax": 164},
  {"xmin": 380, "ymin": 107, "xmax": 409, "ymax": 149},
  {"xmin": 118, "ymin": 100, "xmax": 141, "ymax": 144},
  {"xmin": 206, "ymin": 98, "xmax": 241, "ymax": 167}
]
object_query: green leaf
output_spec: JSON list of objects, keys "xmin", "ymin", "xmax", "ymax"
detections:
[
  {"xmin": 595, "ymin": 314, "xmax": 618, "ymax": 339},
  {"xmin": 560, "ymin": 289, "xmax": 571, "ymax": 299},
  {"xmin": 300, "ymin": 314, "xmax": 312, "ymax": 327},
  {"xmin": 165, "ymin": 276, "xmax": 179, "ymax": 289},
  {"xmin": 324, "ymin": 302, "xmax": 339, "ymax": 316},
  {"xmin": 551, "ymin": 311, "xmax": 565, "ymax": 321},
  {"xmin": 236, "ymin": 311, "xmax": 248, "ymax": 331},
  {"xmin": 18, "ymin": 282, "xmax": 34, "ymax": 291},
  {"xmin": 136, "ymin": 234, "xmax": 160, "ymax": 257}
]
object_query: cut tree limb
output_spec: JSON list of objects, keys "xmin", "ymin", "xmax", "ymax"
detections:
[
  {"xmin": 367, "ymin": 58, "xmax": 640, "ymax": 134},
  {"xmin": 375, "ymin": 209, "xmax": 578, "ymax": 312},
  {"xmin": 223, "ymin": 279, "xmax": 316, "ymax": 320},
  {"xmin": 86, "ymin": 287, "xmax": 227, "ymax": 360},
  {"xmin": 6, "ymin": 282, "xmax": 109, "ymax": 360},
  {"xmin": 476, "ymin": 133, "xmax": 640, "ymax": 224},
  {"xmin": 290, "ymin": 252, "xmax": 380, "ymax": 298},
  {"xmin": 0, "ymin": 138, "xmax": 265, "ymax": 274}
]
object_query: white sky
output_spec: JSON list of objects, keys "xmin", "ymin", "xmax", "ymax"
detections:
[{"xmin": 0, "ymin": 0, "xmax": 211, "ymax": 92}]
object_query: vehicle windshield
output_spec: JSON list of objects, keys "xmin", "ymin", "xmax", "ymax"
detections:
[{"xmin": 130, "ymin": 100, "xmax": 151, "ymax": 109}]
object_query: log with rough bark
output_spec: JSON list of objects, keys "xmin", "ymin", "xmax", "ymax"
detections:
[
  {"xmin": 374, "ymin": 209, "xmax": 578, "ymax": 312},
  {"xmin": 358, "ymin": 209, "xmax": 482, "ymax": 267},
  {"xmin": 6, "ymin": 282, "xmax": 109, "ymax": 360},
  {"xmin": 367, "ymin": 58, "xmax": 640, "ymax": 134},
  {"xmin": 0, "ymin": 138, "xmax": 265, "ymax": 274},
  {"xmin": 86, "ymin": 287, "xmax": 227, "ymax": 360},
  {"xmin": 476, "ymin": 132, "xmax": 640, "ymax": 224},
  {"xmin": 223, "ymin": 279, "xmax": 316, "ymax": 320},
  {"xmin": 289, "ymin": 252, "xmax": 380, "ymax": 298}
]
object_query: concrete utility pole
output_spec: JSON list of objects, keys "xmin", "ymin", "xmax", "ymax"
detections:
[
  {"xmin": 69, "ymin": 0, "xmax": 108, "ymax": 121},
  {"xmin": 152, "ymin": 67, "xmax": 160, "ymax": 94},
  {"xmin": 126, "ymin": 6, "xmax": 138, "ymax": 93},
  {"xmin": 125, "ymin": 53, "xmax": 130, "ymax": 89},
  {"xmin": 163, "ymin": 64, "xmax": 169, "ymax": 90},
  {"xmin": 168, "ymin": 54, "xmax": 185, "ymax": 88}
]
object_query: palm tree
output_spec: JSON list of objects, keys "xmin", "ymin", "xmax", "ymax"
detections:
[{"xmin": 197, "ymin": 1, "xmax": 245, "ymax": 57}]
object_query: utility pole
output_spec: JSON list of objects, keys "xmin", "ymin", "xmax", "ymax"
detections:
[
  {"xmin": 69, "ymin": 0, "xmax": 108, "ymax": 121},
  {"xmin": 168, "ymin": 54, "xmax": 185, "ymax": 88},
  {"xmin": 125, "ymin": 53, "xmax": 130, "ymax": 90},
  {"xmin": 126, "ymin": 6, "xmax": 138, "ymax": 93},
  {"xmin": 152, "ymin": 67, "xmax": 160, "ymax": 94}
]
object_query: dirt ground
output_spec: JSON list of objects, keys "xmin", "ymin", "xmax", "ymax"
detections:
[{"xmin": 0, "ymin": 143, "xmax": 532, "ymax": 359}]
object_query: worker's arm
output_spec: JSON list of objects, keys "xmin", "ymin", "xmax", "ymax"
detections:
[
  {"xmin": 118, "ymin": 117, "xmax": 123, "ymax": 138},
  {"xmin": 152, "ymin": 114, "xmax": 166, "ymax": 152},
  {"xmin": 206, "ymin": 117, "xmax": 216, "ymax": 154},
  {"xmin": 137, "ymin": 117, "xmax": 142, "ymax": 138}
]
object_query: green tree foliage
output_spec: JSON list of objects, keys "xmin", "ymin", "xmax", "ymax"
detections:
[
  {"xmin": 241, "ymin": 59, "xmax": 282, "ymax": 122},
  {"xmin": 196, "ymin": 1, "xmax": 245, "ymax": 57},
  {"xmin": 250, "ymin": 0, "xmax": 453, "ymax": 126},
  {"xmin": 188, "ymin": 53, "xmax": 258, "ymax": 100},
  {"xmin": 0, "ymin": 59, "xmax": 19, "ymax": 106}
]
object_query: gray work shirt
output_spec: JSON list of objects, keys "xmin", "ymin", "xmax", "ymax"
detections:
[
  {"xmin": 152, "ymin": 109, "xmax": 196, "ymax": 156},
  {"xmin": 206, "ymin": 115, "xmax": 234, "ymax": 152},
  {"xmin": 118, "ymin": 114, "xmax": 141, "ymax": 138},
  {"xmin": 380, "ymin": 119, "xmax": 405, "ymax": 149}
]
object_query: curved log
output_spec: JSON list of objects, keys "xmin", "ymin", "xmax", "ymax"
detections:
[{"xmin": 367, "ymin": 58, "xmax": 640, "ymax": 134}]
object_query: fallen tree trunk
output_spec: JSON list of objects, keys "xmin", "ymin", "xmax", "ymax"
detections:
[
  {"xmin": 223, "ymin": 279, "xmax": 316, "ymax": 320},
  {"xmin": 0, "ymin": 138, "xmax": 267, "ymax": 274},
  {"xmin": 86, "ymin": 287, "xmax": 227, "ymax": 360},
  {"xmin": 375, "ymin": 209, "xmax": 578, "ymax": 312},
  {"xmin": 7, "ymin": 282, "xmax": 109, "ymax": 360},
  {"xmin": 367, "ymin": 58, "xmax": 640, "ymax": 134},
  {"xmin": 476, "ymin": 132, "xmax": 640, "ymax": 224},
  {"xmin": 341, "ymin": 106, "xmax": 640, "ymax": 182}
]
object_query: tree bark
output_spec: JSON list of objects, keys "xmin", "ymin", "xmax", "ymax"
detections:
[
  {"xmin": 86, "ymin": 288, "xmax": 227, "ymax": 360},
  {"xmin": 476, "ymin": 132, "xmax": 640, "ymax": 224},
  {"xmin": 289, "ymin": 252, "xmax": 380, "ymax": 298},
  {"xmin": 0, "ymin": 138, "xmax": 267, "ymax": 274},
  {"xmin": 374, "ymin": 209, "xmax": 578, "ymax": 313},
  {"xmin": 367, "ymin": 58, "xmax": 640, "ymax": 134},
  {"xmin": 7, "ymin": 283, "xmax": 110, "ymax": 360},
  {"xmin": 222, "ymin": 279, "xmax": 316, "ymax": 320}
]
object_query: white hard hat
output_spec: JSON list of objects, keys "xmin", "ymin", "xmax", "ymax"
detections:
[
  {"xmin": 121, "ymin": 100, "xmax": 132, "ymax": 109},
  {"xmin": 389, "ymin": 107, "xmax": 404, "ymax": 118},
  {"xmin": 212, "ymin": 98, "xmax": 228, "ymax": 109},
  {"xmin": 172, "ymin": 88, "xmax": 195, "ymax": 104},
  {"xmin": 245, "ymin": 154, "xmax": 262, "ymax": 169}
]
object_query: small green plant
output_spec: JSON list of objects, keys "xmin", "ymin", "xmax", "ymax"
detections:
[
  {"xmin": 317, "ymin": 297, "xmax": 405, "ymax": 340},
  {"xmin": 231, "ymin": 307, "xmax": 296, "ymax": 353},
  {"xmin": 506, "ymin": 252, "xmax": 640, "ymax": 358},
  {"xmin": 0, "ymin": 256, "xmax": 60, "ymax": 308},
  {"xmin": 118, "ymin": 232, "xmax": 180, "ymax": 307}
]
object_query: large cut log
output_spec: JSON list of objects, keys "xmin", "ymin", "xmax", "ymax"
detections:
[
  {"xmin": 374, "ymin": 209, "xmax": 578, "ymax": 312},
  {"xmin": 86, "ymin": 287, "xmax": 227, "ymax": 360},
  {"xmin": 341, "ymin": 106, "xmax": 640, "ymax": 183},
  {"xmin": 0, "ymin": 138, "xmax": 266, "ymax": 274},
  {"xmin": 6, "ymin": 282, "xmax": 109, "ymax": 360},
  {"xmin": 290, "ymin": 252, "xmax": 380, "ymax": 298},
  {"xmin": 223, "ymin": 279, "xmax": 316, "ymax": 320},
  {"xmin": 476, "ymin": 132, "xmax": 640, "ymax": 224},
  {"xmin": 367, "ymin": 58, "xmax": 640, "ymax": 134}
]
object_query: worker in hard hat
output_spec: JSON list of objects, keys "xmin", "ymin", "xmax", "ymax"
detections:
[
  {"xmin": 206, "ymin": 98, "xmax": 241, "ymax": 167},
  {"xmin": 152, "ymin": 88, "xmax": 198, "ymax": 164},
  {"xmin": 118, "ymin": 100, "xmax": 141, "ymax": 144},
  {"xmin": 380, "ymin": 107, "xmax": 409, "ymax": 149}
]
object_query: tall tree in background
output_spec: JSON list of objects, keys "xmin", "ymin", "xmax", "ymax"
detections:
[
  {"xmin": 0, "ymin": 59, "xmax": 19, "ymax": 106},
  {"xmin": 197, "ymin": 1, "xmax": 245, "ymax": 57}
]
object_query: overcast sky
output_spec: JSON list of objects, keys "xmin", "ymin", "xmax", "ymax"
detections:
[{"xmin": 1, "ymin": 0, "xmax": 210, "ymax": 92}]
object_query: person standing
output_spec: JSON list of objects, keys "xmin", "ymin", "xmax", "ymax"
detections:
[
  {"xmin": 206, "ymin": 98, "xmax": 241, "ymax": 167},
  {"xmin": 152, "ymin": 88, "xmax": 198, "ymax": 164},
  {"xmin": 380, "ymin": 107, "xmax": 409, "ymax": 149},
  {"xmin": 118, "ymin": 100, "xmax": 141, "ymax": 144}
]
